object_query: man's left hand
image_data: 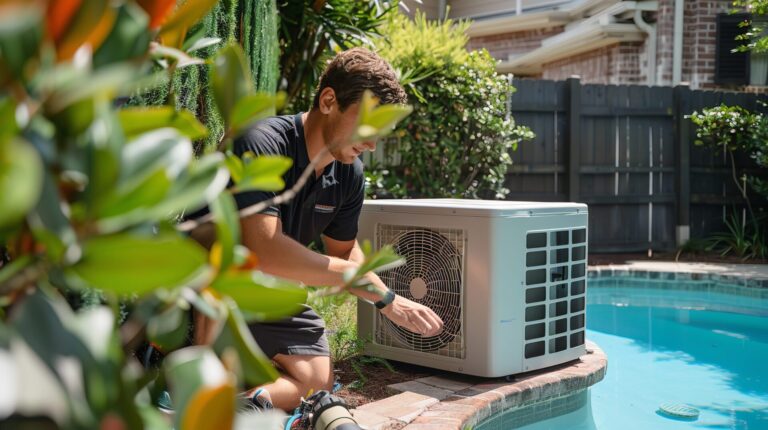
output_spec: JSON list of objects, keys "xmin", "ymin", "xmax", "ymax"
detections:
[{"xmin": 380, "ymin": 295, "xmax": 444, "ymax": 337}]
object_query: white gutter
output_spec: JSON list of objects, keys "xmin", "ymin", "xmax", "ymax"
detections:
[
  {"xmin": 633, "ymin": 8, "xmax": 657, "ymax": 85},
  {"xmin": 499, "ymin": 23, "xmax": 646, "ymax": 74},
  {"xmin": 467, "ymin": 10, "xmax": 571, "ymax": 36},
  {"xmin": 439, "ymin": 0, "xmax": 446, "ymax": 20},
  {"xmin": 466, "ymin": 0, "xmax": 615, "ymax": 37},
  {"xmin": 673, "ymin": 0, "xmax": 683, "ymax": 84}
]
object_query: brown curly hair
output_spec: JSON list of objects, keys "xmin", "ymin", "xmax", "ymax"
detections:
[{"xmin": 312, "ymin": 47, "xmax": 407, "ymax": 111}]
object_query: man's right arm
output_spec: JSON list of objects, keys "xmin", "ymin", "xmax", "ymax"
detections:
[{"xmin": 241, "ymin": 213, "xmax": 357, "ymax": 288}]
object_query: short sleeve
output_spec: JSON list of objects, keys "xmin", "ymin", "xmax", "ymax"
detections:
[
  {"xmin": 323, "ymin": 161, "xmax": 365, "ymax": 241},
  {"xmin": 232, "ymin": 127, "xmax": 282, "ymax": 217}
]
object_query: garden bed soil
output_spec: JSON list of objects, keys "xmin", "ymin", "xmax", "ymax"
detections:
[{"xmin": 335, "ymin": 252, "xmax": 767, "ymax": 407}]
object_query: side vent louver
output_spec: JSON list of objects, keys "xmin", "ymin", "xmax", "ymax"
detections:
[{"xmin": 524, "ymin": 228, "xmax": 587, "ymax": 359}]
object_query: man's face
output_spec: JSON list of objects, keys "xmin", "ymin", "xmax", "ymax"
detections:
[{"xmin": 325, "ymin": 102, "xmax": 377, "ymax": 164}]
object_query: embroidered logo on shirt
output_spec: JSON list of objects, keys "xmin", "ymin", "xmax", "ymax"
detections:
[
  {"xmin": 314, "ymin": 204, "xmax": 336, "ymax": 214},
  {"xmin": 321, "ymin": 163, "xmax": 339, "ymax": 189}
]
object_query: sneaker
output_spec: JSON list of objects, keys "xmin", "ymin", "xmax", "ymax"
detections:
[{"xmin": 238, "ymin": 388, "xmax": 274, "ymax": 413}]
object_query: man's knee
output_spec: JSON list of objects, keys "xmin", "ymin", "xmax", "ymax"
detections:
[{"xmin": 275, "ymin": 354, "xmax": 334, "ymax": 394}]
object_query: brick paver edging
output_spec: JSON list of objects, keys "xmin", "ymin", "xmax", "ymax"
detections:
[{"xmin": 351, "ymin": 341, "xmax": 606, "ymax": 430}]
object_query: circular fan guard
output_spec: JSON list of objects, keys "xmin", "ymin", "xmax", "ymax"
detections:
[{"xmin": 380, "ymin": 229, "xmax": 462, "ymax": 351}]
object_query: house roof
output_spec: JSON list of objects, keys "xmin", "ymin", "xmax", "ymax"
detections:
[
  {"xmin": 465, "ymin": 0, "xmax": 620, "ymax": 36},
  {"xmin": 471, "ymin": 0, "xmax": 659, "ymax": 75}
]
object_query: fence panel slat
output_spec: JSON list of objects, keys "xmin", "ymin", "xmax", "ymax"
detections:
[{"xmin": 509, "ymin": 78, "xmax": 767, "ymax": 253}]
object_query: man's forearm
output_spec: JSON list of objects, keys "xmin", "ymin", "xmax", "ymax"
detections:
[
  {"xmin": 250, "ymin": 232, "xmax": 357, "ymax": 287},
  {"xmin": 337, "ymin": 240, "xmax": 391, "ymax": 304}
]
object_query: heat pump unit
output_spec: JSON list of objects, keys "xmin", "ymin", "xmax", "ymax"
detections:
[{"xmin": 357, "ymin": 199, "xmax": 588, "ymax": 377}]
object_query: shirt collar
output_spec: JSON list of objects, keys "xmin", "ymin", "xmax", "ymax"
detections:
[{"xmin": 295, "ymin": 112, "xmax": 338, "ymax": 189}]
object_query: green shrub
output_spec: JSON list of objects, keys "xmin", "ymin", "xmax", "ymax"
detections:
[
  {"xmin": 689, "ymin": 104, "xmax": 768, "ymax": 261},
  {"xmin": 0, "ymin": 2, "xmax": 410, "ymax": 427},
  {"xmin": 368, "ymin": 12, "xmax": 534, "ymax": 199}
]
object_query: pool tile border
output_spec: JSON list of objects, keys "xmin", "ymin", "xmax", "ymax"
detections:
[
  {"xmin": 588, "ymin": 263, "xmax": 768, "ymax": 288},
  {"xmin": 352, "ymin": 341, "xmax": 607, "ymax": 430}
]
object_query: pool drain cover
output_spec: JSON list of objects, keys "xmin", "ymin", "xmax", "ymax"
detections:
[{"xmin": 658, "ymin": 403, "xmax": 699, "ymax": 420}]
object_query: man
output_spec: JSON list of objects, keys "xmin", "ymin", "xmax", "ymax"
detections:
[{"xmin": 231, "ymin": 48, "xmax": 444, "ymax": 411}]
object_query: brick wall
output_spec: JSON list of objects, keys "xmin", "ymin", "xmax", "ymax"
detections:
[
  {"xmin": 684, "ymin": 0, "xmax": 731, "ymax": 88},
  {"xmin": 655, "ymin": 0, "xmax": 731, "ymax": 88},
  {"xmin": 657, "ymin": 0, "xmax": 675, "ymax": 84},
  {"xmin": 540, "ymin": 43, "xmax": 645, "ymax": 84},
  {"xmin": 465, "ymin": 0, "xmax": 746, "ymax": 90},
  {"xmin": 467, "ymin": 27, "xmax": 564, "ymax": 61}
]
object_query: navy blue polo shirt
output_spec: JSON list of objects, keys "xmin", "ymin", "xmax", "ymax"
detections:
[{"xmin": 232, "ymin": 113, "xmax": 365, "ymax": 246}]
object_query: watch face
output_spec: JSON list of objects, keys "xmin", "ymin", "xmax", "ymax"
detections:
[{"xmin": 375, "ymin": 291, "xmax": 395, "ymax": 309}]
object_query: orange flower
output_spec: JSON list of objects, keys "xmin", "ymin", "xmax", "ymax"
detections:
[
  {"xmin": 136, "ymin": 0, "xmax": 176, "ymax": 30},
  {"xmin": 46, "ymin": 0, "xmax": 82, "ymax": 42}
]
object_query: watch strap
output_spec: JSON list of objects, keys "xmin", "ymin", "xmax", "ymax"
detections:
[{"xmin": 374, "ymin": 289, "xmax": 396, "ymax": 310}]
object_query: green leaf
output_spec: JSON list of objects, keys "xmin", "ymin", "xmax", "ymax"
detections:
[
  {"xmin": 212, "ymin": 298, "xmax": 279, "ymax": 387},
  {"xmin": 210, "ymin": 271, "xmax": 307, "ymax": 322},
  {"xmin": 358, "ymin": 244, "xmax": 405, "ymax": 274},
  {"xmin": 150, "ymin": 42, "xmax": 206, "ymax": 68},
  {"xmin": 48, "ymin": 97, "xmax": 96, "ymax": 137},
  {"xmin": 27, "ymin": 168, "xmax": 78, "ymax": 263},
  {"xmin": 118, "ymin": 107, "xmax": 208, "ymax": 140},
  {"xmin": 230, "ymin": 92, "xmax": 285, "ymax": 135},
  {"xmin": 149, "ymin": 152, "xmax": 229, "ymax": 216},
  {"xmin": 224, "ymin": 153, "xmax": 244, "ymax": 184},
  {"xmin": 10, "ymin": 288, "xmax": 98, "ymax": 393},
  {"xmin": 120, "ymin": 128, "xmax": 192, "ymax": 184},
  {"xmin": 93, "ymin": 2, "xmax": 152, "ymax": 68},
  {"xmin": 0, "ymin": 255, "xmax": 32, "ymax": 287},
  {"xmin": 353, "ymin": 90, "xmax": 413, "ymax": 141},
  {"xmin": 96, "ymin": 152, "xmax": 227, "ymax": 233},
  {"xmin": 0, "ymin": 138, "xmax": 43, "ymax": 231},
  {"xmin": 164, "ymin": 347, "xmax": 232, "ymax": 429},
  {"xmin": 211, "ymin": 192, "xmax": 240, "ymax": 272},
  {"xmin": 184, "ymin": 37, "xmax": 222, "ymax": 53},
  {"xmin": 237, "ymin": 155, "xmax": 292, "ymax": 192},
  {"xmin": 48, "ymin": 64, "xmax": 141, "ymax": 114},
  {"xmin": 82, "ymin": 113, "xmax": 123, "ymax": 213},
  {"xmin": 210, "ymin": 44, "xmax": 253, "ymax": 131},
  {"xmin": 71, "ymin": 306, "xmax": 118, "ymax": 360},
  {"xmin": 159, "ymin": 0, "xmax": 220, "ymax": 48},
  {"xmin": 0, "ymin": 98, "xmax": 18, "ymax": 143},
  {"xmin": 147, "ymin": 305, "xmax": 189, "ymax": 352},
  {"xmin": 96, "ymin": 169, "xmax": 173, "ymax": 228},
  {"xmin": 66, "ymin": 234, "xmax": 208, "ymax": 296},
  {"xmin": 182, "ymin": 288, "xmax": 221, "ymax": 320},
  {"xmin": 0, "ymin": 4, "xmax": 42, "ymax": 80}
]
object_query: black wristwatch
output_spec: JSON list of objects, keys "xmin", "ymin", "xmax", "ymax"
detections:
[{"xmin": 374, "ymin": 289, "xmax": 396, "ymax": 310}]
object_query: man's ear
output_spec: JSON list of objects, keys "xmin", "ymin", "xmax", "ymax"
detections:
[{"xmin": 318, "ymin": 87, "xmax": 337, "ymax": 114}]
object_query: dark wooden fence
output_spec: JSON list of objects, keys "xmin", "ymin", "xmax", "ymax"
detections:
[{"xmin": 506, "ymin": 78, "xmax": 768, "ymax": 253}]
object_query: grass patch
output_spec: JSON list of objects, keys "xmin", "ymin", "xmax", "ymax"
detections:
[{"xmin": 309, "ymin": 291, "xmax": 396, "ymax": 390}]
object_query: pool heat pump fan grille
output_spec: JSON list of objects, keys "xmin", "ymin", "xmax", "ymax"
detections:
[
  {"xmin": 374, "ymin": 224, "xmax": 465, "ymax": 359},
  {"xmin": 357, "ymin": 199, "xmax": 588, "ymax": 377}
]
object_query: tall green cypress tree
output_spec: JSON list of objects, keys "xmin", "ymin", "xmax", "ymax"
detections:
[{"xmin": 131, "ymin": 0, "xmax": 279, "ymax": 150}]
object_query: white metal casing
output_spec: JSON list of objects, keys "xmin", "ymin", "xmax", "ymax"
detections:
[{"xmin": 357, "ymin": 199, "xmax": 589, "ymax": 377}]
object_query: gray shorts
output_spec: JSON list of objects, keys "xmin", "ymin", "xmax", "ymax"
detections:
[{"xmin": 247, "ymin": 305, "xmax": 330, "ymax": 359}]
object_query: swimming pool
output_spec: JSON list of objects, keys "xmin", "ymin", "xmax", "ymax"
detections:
[{"xmin": 477, "ymin": 280, "xmax": 768, "ymax": 430}]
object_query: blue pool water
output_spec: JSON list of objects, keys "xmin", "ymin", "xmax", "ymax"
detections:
[
  {"xmin": 587, "ymin": 286, "xmax": 768, "ymax": 430},
  {"xmin": 482, "ymin": 283, "xmax": 768, "ymax": 430}
]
